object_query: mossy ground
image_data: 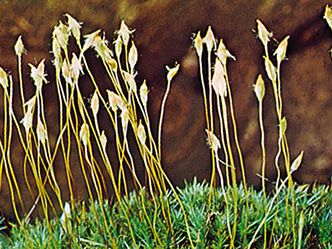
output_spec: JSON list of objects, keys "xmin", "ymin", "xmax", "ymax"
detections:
[{"xmin": 0, "ymin": 180, "xmax": 331, "ymax": 248}]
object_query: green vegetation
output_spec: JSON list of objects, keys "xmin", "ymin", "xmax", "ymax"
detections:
[
  {"xmin": 0, "ymin": 5, "xmax": 332, "ymax": 249},
  {"xmin": 0, "ymin": 180, "xmax": 331, "ymax": 248}
]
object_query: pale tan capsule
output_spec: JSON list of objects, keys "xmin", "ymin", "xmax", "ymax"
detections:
[
  {"xmin": 324, "ymin": 5, "xmax": 332, "ymax": 30},
  {"xmin": 139, "ymin": 81, "xmax": 148, "ymax": 107},
  {"xmin": 256, "ymin": 19, "xmax": 272, "ymax": 48},
  {"xmin": 65, "ymin": 13, "xmax": 82, "ymax": 42},
  {"xmin": 216, "ymin": 39, "xmax": 235, "ymax": 66},
  {"xmin": 29, "ymin": 59, "xmax": 47, "ymax": 90},
  {"xmin": 79, "ymin": 123, "xmax": 90, "ymax": 148},
  {"xmin": 137, "ymin": 121, "xmax": 146, "ymax": 145},
  {"xmin": 14, "ymin": 35, "xmax": 25, "ymax": 57},
  {"xmin": 290, "ymin": 151, "xmax": 304, "ymax": 173},
  {"xmin": 71, "ymin": 53, "xmax": 83, "ymax": 83},
  {"xmin": 274, "ymin": 35, "xmax": 290, "ymax": 64},
  {"xmin": 121, "ymin": 107, "xmax": 130, "ymax": 133},
  {"xmin": 20, "ymin": 110, "xmax": 33, "ymax": 134},
  {"xmin": 211, "ymin": 59, "xmax": 227, "ymax": 97},
  {"xmin": 60, "ymin": 202, "xmax": 72, "ymax": 234},
  {"xmin": 114, "ymin": 36, "xmax": 123, "ymax": 59},
  {"xmin": 128, "ymin": 41, "xmax": 138, "ymax": 72},
  {"xmin": 61, "ymin": 59, "xmax": 72, "ymax": 84},
  {"xmin": 91, "ymin": 90, "xmax": 99, "ymax": 117},
  {"xmin": 193, "ymin": 31, "xmax": 203, "ymax": 57},
  {"xmin": 253, "ymin": 74, "xmax": 265, "ymax": 102},
  {"xmin": 53, "ymin": 21, "xmax": 69, "ymax": 51},
  {"xmin": 203, "ymin": 26, "xmax": 216, "ymax": 52},
  {"xmin": 100, "ymin": 130, "xmax": 107, "ymax": 152},
  {"xmin": 36, "ymin": 118, "xmax": 47, "ymax": 145},
  {"xmin": 0, "ymin": 67, "xmax": 8, "ymax": 89},
  {"xmin": 93, "ymin": 35, "xmax": 113, "ymax": 62},
  {"xmin": 82, "ymin": 29, "xmax": 101, "ymax": 53},
  {"xmin": 263, "ymin": 56, "xmax": 276, "ymax": 82},
  {"xmin": 205, "ymin": 129, "xmax": 221, "ymax": 152},
  {"xmin": 166, "ymin": 63, "xmax": 180, "ymax": 82},
  {"xmin": 117, "ymin": 20, "xmax": 134, "ymax": 47},
  {"xmin": 123, "ymin": 71, "xmax": 137, "ymax": 93}
]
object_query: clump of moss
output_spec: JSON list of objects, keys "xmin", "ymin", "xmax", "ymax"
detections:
[{"xmin": 1, "ymin": 180, "xmax": 331, "ymax": 248}]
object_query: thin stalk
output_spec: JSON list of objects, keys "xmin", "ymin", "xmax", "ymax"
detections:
[
  {"xmin": 257, "ymin": 98, "xmax": 267, "ymax": 248},
  {"xmin": 17, "ymin": 55, "xmax": 25, "ymax": 114},
  {"xmin": 224, "ymin": 66, "xmax": 249, "ymax": 244},
  {"xmin": 207, "ymin": 50, "xmax": 217, "ymax": 206},
  {"xmin": 216, "ymin": 96, "xmax": 230, "ymax": 187},
  {"xmin": 224, "ymin": 69, "xmax": 247, "ymax": 187},
  {"xmin": 214, "ymin": 147, "xmax": 232, "ymax": 241},
  {"xmin": 221, "ymin": 95, "xmax": 238, "ymax": 249},
  {"xmin": 198, "ymin": 54, "xmax": 210, "ymax": 131},
  {"xmin": 55, "ymin": 70, "xmax": 74, "ymax": 203},
  {"xmin": 248, "ymin": 173, "xmax": 295, "ymax": 249},
  {"xmin": 0, "ymin": 141, "xmax": 21, "ymax": 224},
  {"xmin": 157, "ymin": 77, "xmax": 172, "ymax": 160},
  {"xmin": 258, "ymin": 99, "xmax": 266, "ymax": 193},
  {"xmin": 7, "ymin": 79, "xmax": 24, "ymax": 207}
]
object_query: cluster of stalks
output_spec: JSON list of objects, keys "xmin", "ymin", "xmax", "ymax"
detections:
[
  {"xmin": 193, "ymin": 26, "xmax": 246, "ymax": 247},
  {"xmin": 192, "ymin": 17, "xmax": 307, "ymax": 248},
  {"xmin": 0, "ymin": 15, "xmax": 193, "ymax": 247}
]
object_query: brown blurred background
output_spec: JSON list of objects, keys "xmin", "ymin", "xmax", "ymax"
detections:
[{"xmin": 0, "ymin": 0, "xmax": 331, "ymax": 217}]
